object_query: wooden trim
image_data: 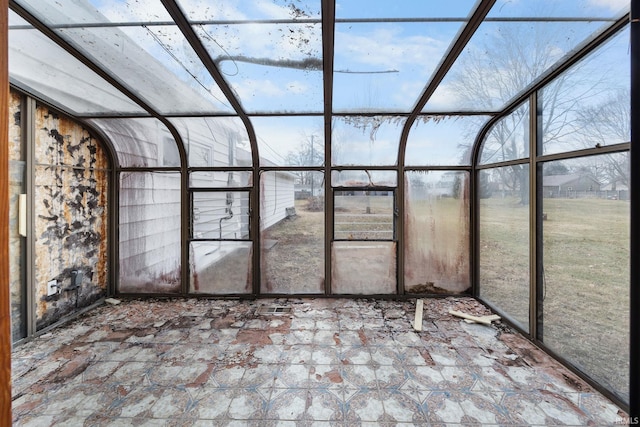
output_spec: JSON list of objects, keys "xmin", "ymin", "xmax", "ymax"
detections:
[{"xmin": 1, "ymin": 0, "xmax": 13, "ymax": 423}]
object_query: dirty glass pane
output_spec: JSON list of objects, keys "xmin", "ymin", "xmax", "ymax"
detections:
[
  {"xmin": 334, "ymin": 191, "xmax": 394, "ymax": 241},
  {"xmin": 331, "ymin": 170, "xmax": 396, "ymax": 187},
  {"xmin": 488, "ymin": 0, "xmax": 628, "ymax": 18},
  {"xmin": 251, "ymin": 116, "xmax": 324, "ymax": 167},
  {"xmin": 331, "ymin": 116, "xmax": 403, "ymax": 166},
  {"xmin": 542, "ymin": 28, "xmax": 630, "ymax": 155},
  {"xmin": 405, "ymin": 115, "xmax": 490, "ymax": 166},
  {"xmin": 479, "ymin": 102, "xmax": 529, "ymax": 165},
  {"xmin": 333, "ymin": 22, "xmax": 462, "ymax": 113},
  {"xmin": 404, "ymin": 171, "xmax": 470, "ymax": 294},
  {"xmin": 193, "ymin": 192, "xmax": 250, "ymax": 240},
  {"xmin": 194, "ymin": 22, "xmax": 322, "ymax": 114},
  {"xmin": 88, "ymin": 118, "xmax": 180, "ymax": 168},
  {"xmin": 9, "ymin": 26, "xmax": 146, "ymax": 116},
  {"xmin": 190, "ymin": 171, "xmax": 251, "ymax": 188},
  {"xmin": 179, "ymin": 0, "xmax": 322, "ymax": 113},
  {"xmin": 179, "ymin": 0, "xmax": 321, "ymax": 22},
  {"xmin": 478, "ymin": 166, "xmax": 529, "ymax": 331},
  {"xmin": 261, "ymin": 171, "xmax": 324, "ymax": 294},
  {"xmin": 170, "ymin": 117, "xmax": 251, "ymax": 167},
  {"xmin": 14, "ymin": 0, "xmax": 173, "ymax": 24},
  {"xmin": 424, "ymin": 20, "xmax": 609, "ymax": 112},
  {"xmin": 8, "ymin": 90, "xmax": 26, "ymax": 341},
  {"xmin": 542, "ymin": 154, "xmax": 629, "ymax": 402},
  {"xmin": 190, "ymin": 241, "xmax": 252, "ymax": 294},
  {"xmin": 119, "ymin": 172, "xmax": 181, "ymax": 293},
  {"xmin": 332, "ymin": 241, "xmax": 396, "ymax": 294},
  {"xmin": 55, "ymin": 25, "xmax": 232, "ymax": 114}
]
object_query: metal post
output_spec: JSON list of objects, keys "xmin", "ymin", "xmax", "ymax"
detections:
[{"xmin": 629, "ymin": 1, "xmax": 639, "ymax": 420}]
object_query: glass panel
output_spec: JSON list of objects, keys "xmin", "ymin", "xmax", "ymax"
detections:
[
  {"xmin": 404, "ymin": 171, "xmax": 470, "ymax": 293},
  {"xmin": 542, "ymin": 28, "xmax": 630, "ymax": 155},
  {"xmin": 56, "ymin": 25, "xmax": 233, "ymax": 114},
  {"xmin": 488, "ymin": 0, "xmax": 628, "ymax": 18},
  {"xmin": 170, "ymin": 117, "xmax": 251, "ymax": 167},
  {"xmin": 192, "ymin": 192, "xmax": 250, "ymax": 240},
  {"xmin": 335, "ymin": 1, "xmax": 475, "ymax": 19},
  {"xmin": 190, "ymin": 171, "xmax": 251, "ymax": 188},
  {"xmin": 332, "ymin": 241, "xmax": 396, "ymax": 294},
  {"xmin": 88, "ymin": 118, "xmax": 181, "ymax": 167},
  {"xmin": 424, "ymin": 20, "xmax": 610, "ymax": 112},
  {"xmin": 331, "ymin": 116, "xmax": 403, "ymax": 166},
  {"xmin": 331, "ymin": 170, "xmax": 396, "ymax": 187},
  {"xmin": 180, "ymin": 0, "xmax": 321, "ymax": 21},
  {"xmin": 195, "ymin": 22, "xmax": 322, "ymax": 114},
  {"xmin": 542, "ymin": 154, "xmax": 629, "ymax": 402},
  {"xmin": 8, "ymin": 90, "xmax": 26, "ymax": 341},
  {"xmin": 334, "ymin": 191, "xmax": 394, "ymax": 241},
  {"xmin": 9, "ymin": 27, "xmax": 146, "ymax": 116},
  {"xmin": 251, "ymin": 116, "xmax": 324, "ymax": 167},
  {"xmin": 479, "ymin": 102, "xmax": 529, "ymax": 165},
  {"xmin": 14, "ymin": 0, "xmax": 173, "ymax": 25},
  {"xmin": 479, "ymin": 166, "xmax": 530, "ymax": 331},
  {"xmin": 179, "ymin": 1, "xmax": 322, "ymax": 113},
  {"xmin": 190, "ymin": 241, "xmax": 252, "ymax": 294},
  {"xmin": 405, "ymin": 115, "xmax": 491, "ymax": 166},
  {"xmin": 261, "ymin": 171, "xmax": 324, "ymax": 294},
  {"xmin": 119, "ymin": 172, "xmax": 181, "ymax": 293},
  {"xmin": 333, "ymin": 22, "xmax": 462, "ymax": 113}
]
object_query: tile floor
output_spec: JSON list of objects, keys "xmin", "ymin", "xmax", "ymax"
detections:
[{"xmin": 11, "ymin": 297, "xmax": 626, "ymax": 426}]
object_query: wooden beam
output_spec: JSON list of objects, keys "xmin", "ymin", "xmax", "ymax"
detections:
[{"xmin": 0, "ymin": 0, "xmax": 13, "ymax": 423}]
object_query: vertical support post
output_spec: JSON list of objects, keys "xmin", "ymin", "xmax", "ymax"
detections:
[
  {"xmin": 322, "ymin": 0, "xmax": 335, "ymax": 295},
  {"xmin": 530, "ymin": 92, "xmax": 541, "ymax": 341},
  {"xmin": 24, "ymin": 97, "xmax": 35, "ymax": 336},
  {"xmin": 629, "ymin": 1, "xmax": 639, "ymax": 419},
  {"xmin": 1, "ymin": 0, "xmax": 13, "ymax": 422}
]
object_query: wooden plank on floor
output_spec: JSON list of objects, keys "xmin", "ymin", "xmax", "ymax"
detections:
[{"xmin": 413, "ymin": 299, "xmax": 423, "ymax": 331}]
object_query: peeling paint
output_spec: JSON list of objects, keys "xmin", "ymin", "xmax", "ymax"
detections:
[{"xmin": 32, "ymin": 104, "xmax": 110, "ymax": 330}]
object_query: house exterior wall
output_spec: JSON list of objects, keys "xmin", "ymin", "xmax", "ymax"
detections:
[
  {"xmin": 32, "ymin": 102, "xmax": 110, "ymax": 330},
  {"xmin": 118, "ymin": 171, "xmax": 181, "ymax": 293},
  {"xmin": 261, "ymin": 171, "xmax": 296, "ymax": 230}
]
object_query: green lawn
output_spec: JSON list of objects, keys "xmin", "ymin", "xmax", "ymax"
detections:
[{"xmin": 479, "ymin": 196, "xmax": 630, "ymax": 401}]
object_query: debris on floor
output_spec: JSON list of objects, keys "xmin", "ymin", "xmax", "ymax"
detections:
[
  {"xmin": 10, "ymin": 297, "xmax": 626, "ymax": 425},
  {"xmin": 448, "ymin": 309, "xmax": 501, "ymax": 325}
]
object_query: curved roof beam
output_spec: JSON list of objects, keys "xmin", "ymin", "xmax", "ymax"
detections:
[
  {"xmin": 160, "ymin": 0, "xmax": 259, "ymax": 168},
  {"xmin": 470, "ymin": 12, "xmax": 630, "ymax": 167},
  {"xmin": 8, "ymin": 0, "xmax": 188, "ymax": 169},
  {"xmin": 397, "ymin": 0, "xmax": 496, "ymax": 167}
]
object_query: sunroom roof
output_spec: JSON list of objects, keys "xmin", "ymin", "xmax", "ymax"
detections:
[{"xmin": 7, "ymin": 0, "xmax": 629, "ymax": 123}]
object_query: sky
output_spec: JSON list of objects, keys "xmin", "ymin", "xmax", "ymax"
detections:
[{"xmin": 11, "ymin": 0, "xmax": 631, "ymax": 167}]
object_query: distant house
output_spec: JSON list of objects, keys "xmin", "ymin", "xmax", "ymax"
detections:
[
  {"xmin": 542, "ymin": 173, "xmax": 600, "ymax": 197},
  {"xmin": 601, "ymin": 180, "xmax": 629, "ymax": 200}
]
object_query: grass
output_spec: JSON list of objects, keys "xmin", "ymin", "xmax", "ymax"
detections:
[{"xmin": 480, "ymin": 196, "xmax": 630, "ymax": 401}]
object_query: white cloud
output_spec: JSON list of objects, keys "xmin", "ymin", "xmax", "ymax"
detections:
[
  {"xmin": 286, "ymin": 81, "xmax": 310, "ymax": 94},
  {"xmin": 335, "ymin": 27, "xmax": 447, "ymax": 73},
  {"xmin": 587, "ymin": 0, "xmax": 629, "ymax": 13},
  {"xmin": 232, "ymin": 78, "xmax": 284, "ymax": 99}
]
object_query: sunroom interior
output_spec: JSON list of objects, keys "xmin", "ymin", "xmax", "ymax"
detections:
[{"xmin": 1, "ymin": 0, "xmax": 638, "ymax": 423}]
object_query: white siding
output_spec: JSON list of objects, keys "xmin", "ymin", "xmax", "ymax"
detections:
[{"xmin": 261, "ymin": 171, "xmax": 296, "ymax": 230}]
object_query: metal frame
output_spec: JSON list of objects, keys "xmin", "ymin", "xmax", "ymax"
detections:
[
  {"xmin": 5, "ymin": 0, "xmax": 636, "ymax": 414},
  {"xmin": 630, "ymin": 1, "xmax": 640, "ymax": 420},
  {"xmin": 470, "ymin": 12, "xmax": 633, "ymax": 411}
]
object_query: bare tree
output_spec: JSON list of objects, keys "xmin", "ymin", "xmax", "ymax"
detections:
[
  {"xmin": 285, "ymin": 133, "xmax": 323, "ymax": 196},
  {"xmin": 449, "ymin": 17, "xmax": 621, "ymax": 204}
]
